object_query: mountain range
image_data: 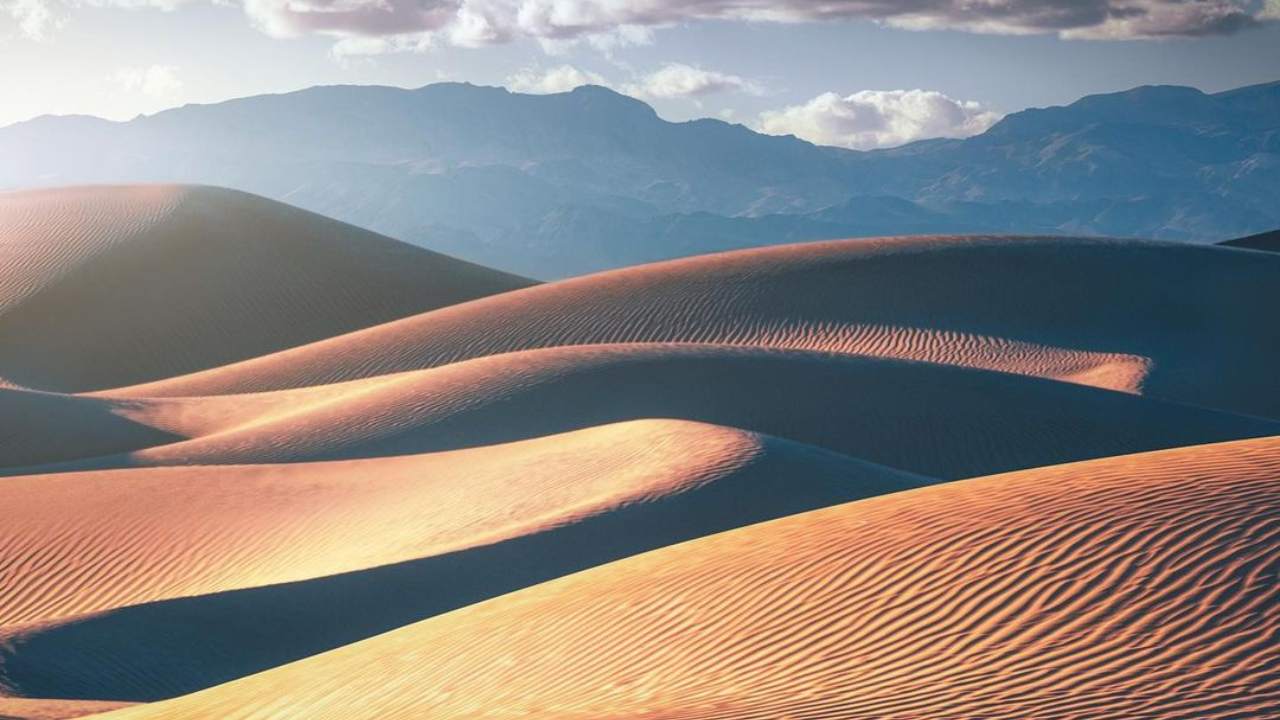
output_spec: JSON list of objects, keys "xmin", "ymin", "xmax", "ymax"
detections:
[{"xmin": 3, "ymin": 79, "xmax": 1277, "ymax": 278}]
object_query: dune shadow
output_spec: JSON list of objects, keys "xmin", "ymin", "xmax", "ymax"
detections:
[
  {"xmin": 0, "ymin": 388, "xmax": 181, "ymax": 471},
  {"xmin": 0, "ymin": 440, "xmax": 919, "ymax": 702}
]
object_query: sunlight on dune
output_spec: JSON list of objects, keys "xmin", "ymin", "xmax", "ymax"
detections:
[
  {"xmin": 87, "ymin": 436, "xmax": 1280, "ymax": 719},
  {"xmin": 2, "ymin": 186, "xmax": 1277, "ymax": 719}
]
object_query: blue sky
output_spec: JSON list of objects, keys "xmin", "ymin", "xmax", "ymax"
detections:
[{"xmin": 2, "ymin": 0, "xmax": 1278, "ymax": 148}]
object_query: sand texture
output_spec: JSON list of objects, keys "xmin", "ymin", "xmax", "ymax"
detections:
[{"xmin": 3, "ymin": 186, "xmax": 1276, "ymax": 718}]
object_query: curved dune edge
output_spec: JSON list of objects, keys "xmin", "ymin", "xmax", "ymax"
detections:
[
  {"xmin": 5, "ymin": 418, "xmax": 894, "ymax": 627},
  {"xmin": 6, "ymin": 345, "xmax": 1274, "ymax": 481},
  {"xmin": 87, "ymin": 435, "xmax": 1280, "ymax": 720},
  {"xmin": 0, "ymin": 420, "xmax": 924, "ymax": 702},
  {"xmin": 0, "ymin": 185, "xmax": 531, "ymax": 392},
  {"xmin": 0, "ymin": 699, "xmax": 133, "ymax": 720},
  {"xmin": 0, "ymin": 377, "xmax": 406, "ymax": 470},
  {"xmin": 104, "ymin": 235, "xmax": 1280, "ymax": 420}
]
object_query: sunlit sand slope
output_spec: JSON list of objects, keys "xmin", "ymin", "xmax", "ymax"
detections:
[
  {"xmin": 0, "ymin": 420, "xmax": 922, "ymax": 701},
  {"xmin": 94, "ymin": 435, "xmax": 1280, "ymax": 720},
  {"xmin": 0, "ymin": 185, "xmax": 530, "ymax": 392},
  {"xmin": 7, "ymin": 345, "xmax": 1274, "ymax": 480},
  {"xmin": 0, "ymin": 699, "xmax": 132, "ymax": 720},
  {"xmin": 116, "ymin": 236, "xmax": 1280, "ymax": 419}
]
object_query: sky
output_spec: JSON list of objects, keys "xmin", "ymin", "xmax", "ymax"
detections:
[{"xmin": 2, "ymin": 0, "xmax": 1279, "ymax": 149}]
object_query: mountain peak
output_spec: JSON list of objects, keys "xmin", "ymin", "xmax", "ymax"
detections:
[
  {"xmin": 0, "ymin": 78, "xmax": 1276, "ymax": 278},
  {"xmin": 984, "ymin": 82, "xmax": 1239, "ymax": 138},
  {"xmin": 563, "ymin": 84, "xmax": 660, "ymax": 117}
]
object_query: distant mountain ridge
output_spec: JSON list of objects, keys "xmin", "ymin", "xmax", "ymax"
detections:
[{"xmin": 3, "ymin": 80, "xmax": 1277, "ymax": 278}]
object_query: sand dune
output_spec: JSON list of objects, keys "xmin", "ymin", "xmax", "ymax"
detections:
[
  {"xmin": 1221, "ymin": 228, "xmax": 1280, "ymax": 252},
  {"xmin": 6, "ymin": 345, "xmax": 1274, "ymax": 480},
  {"xmin": 0, "ymin": 420, "xmax": 922, "ymax": 701},
  {"xmin": 0, "ymin": 378, "xmax": 393, "ymax": 470},
  {"xmin": 91, "ymin": 435, "xmax": 1280, "ymax": 720},
  {"xmin": 0, "ymin": 699, "xmax": 133, "ymax": 720},
  {"xmin": 7, "ymin": 192, "xmax": 1277, "ymax": 719},
  {"xmin": 0, "ymin": 387, "xmax": 181, "ymax": 468},
  {"xmin": 111, "ymin": 236, "xmax": 1280, "ymax": 420},
  {"xmin": 0, "ymin": 185, "xmax": 530, "ymax": 392}
]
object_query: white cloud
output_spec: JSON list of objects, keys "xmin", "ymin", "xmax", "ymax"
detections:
[
  {"xmin": 83, "ymin": 0, "xmax": 186, "ymax": 9},
  {"xmin": 448, "ymin": 0, "xmax": 513, "ymax": 46},
  {"xmin": 625, "ymin": 63, "xmax": 761, "ymax": 99},
  {"xmin": 507, "ymin": 64, "xmax": 608, "ymax": 93},
  {"xmin": 758, "ymin": 89, "xmax": 1002, "ymax": 150},
  {"xmin": 4, "ymin": 0, "xmax": 189, "ymax": 40},
  {"xmin": 504, "ymin": 62, "xmax": 759, "ymax": 101},
  {"xmin": 110, "ymin": 64, "xmax": 183, "ymax": 96},
  {"xmin": 3, "ymin": 0, "xmax": 61, "ymax": 38},
  {"xmin": 330, "ymin": 32, "xmax": 434, "ymax": 57}
]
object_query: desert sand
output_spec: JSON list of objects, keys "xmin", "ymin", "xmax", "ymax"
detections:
[
  {"xmin": 3, "ymin": 186, "xmax": 1277, "ymax": 719},
  {"xmin": 0, "ymin": 185, "xmax": 530, "ymax": 392},
  {"xmin": 4, "ymin": 344, "xmax": 1275, "ymax": 480},
  {"xmin": 87, "ymin": 436, "xmax": 1280, "ymax": 720},
  {"xmin": 0, "ymin": 700, "xmax": 134, "ymax": 720},
  {"xmin": 0, "ymin": 420, "xmax": 923, "ymax": 701},
  {"xmin": 108, "ymin": 235, "xmax": 1280, "ymax": 421}
]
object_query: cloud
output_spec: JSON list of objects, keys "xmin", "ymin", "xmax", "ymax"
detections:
[
  {"xmin": 503, "ymin": 62, "xmax": 758, "ymax": 100},
  {"xmin": 84, "ymin": 0, "xmax": 186, "ymax": 9},
  {"xmin": 1059, "ymin": 0, "xmax": 1265, "ymax": 38},
  {"xmin": 858, "ymin": 0, "xmax": 1263, "ymax": 38},
  {"xmin": 4, "ymin": 0, "xmax": 188, "ymax": 39},
  {"xmin": 2, "ymin": 0, "xmax": 57, "ymax": 38},
  {"xmin": 110, "ymin": 64, "xmax": 183, "ymax": 96},
  {"xmin": 223, "ymin": 0, "xmax": 1277, "ymax": 52},
  {"xmin": 240, "ymin": 0, "xmax": 455, "ymax": 38},
  {"xmin": 330, "ymin": 32, "xmax": 434, "ymax": 57},
  {"xmin": 507, "ymin": 64, "xmax": 608, "ymax": 93},
  {"xmin": 758, "ymin": 89, "xmax": 1002, "ymax": 150},
  {"xmin": 624, "ymin": 62, "xmax": 761, "ymax": 99},
  {"xmin": 10, "ymin": 0, "xmax": 1274, "ymax": 45}
]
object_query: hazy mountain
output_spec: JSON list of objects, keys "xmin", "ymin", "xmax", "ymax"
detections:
[{"xmin": 2, "ymin": 80, "xmax": 1277, "ymax": 278}]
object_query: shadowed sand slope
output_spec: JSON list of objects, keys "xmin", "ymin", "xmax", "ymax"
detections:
[
  {"xmin": 92, "ymin": 435, "xmax": 1280, "ymax": 720},
  {"xmin": 1221, "ymin": 228, "xmax": 1280, "ymax": 252},
  {"xmin": 0, "ymin": 379, "xmax": 390, "ymax": 470},
  {"xmin": 114, "ymin": 236, "xmax": 1280, "ymax": 420},
  {"xmin": 6, "ymin": 345, "xmax": 1276, "ymax": 480},
  {"xmin": 0, "ymin": 185, "xmax": 530, "ymax": 392},
  {"xmin": 0, "ymin": 420, "xmax": 924, "ymax": 701},
  {"xmin": 0, "ymin": 387, "xmax": 181, "ymax": 468}
]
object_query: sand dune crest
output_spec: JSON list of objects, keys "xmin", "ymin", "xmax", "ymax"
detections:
[
  {"xmin": 89, "ymin": 435, "xmax": 1280, "ymax": 720},
  {"xmin": 0, "ymin": 420, "xmax": 922, "ymax": 701},
  {"xmin": 7, "ymin": 345, "xmax": 1273, "ymax": 481},
  {"xmin": 0, "ymin": 185, "xmax": 530, "ymax": 392},
  {"xmin": 111, "ymin": 236, "xmax": 1280, "ymax": 421}
]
